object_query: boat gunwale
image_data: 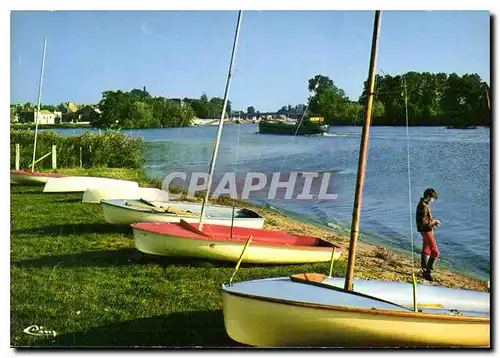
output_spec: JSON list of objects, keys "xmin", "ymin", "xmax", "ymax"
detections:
[
  {"xmin": 100, "ymin": 199, "xmax": 264, "ymax": 220},
  {"xmin": 221, "ymin": 287, "xmax": 490, "ymax": 323}
]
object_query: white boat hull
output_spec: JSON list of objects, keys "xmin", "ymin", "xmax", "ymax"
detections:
[
  {"xmin": 43, "ymin": 176, "xmax": 139, "ymax": 193},
  {"xmin": 82, "ymin": 187, "xmax": 170, "ymax": 203},
  {"xmin": 101, "ymin": 200, "xmax": 265, "ymax": 229}
]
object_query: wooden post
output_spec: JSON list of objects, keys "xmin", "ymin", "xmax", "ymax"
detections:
[
  {"xmin": 79, "ymin": 146, "xmax": 83, "ymax": 168},
  {"xmin": 52, "ymin": 145, "xmax": 57, "ymax": 169},
  {"xmin": 15, "ymin": 144, "xmax": 20, "ymax": 170}
]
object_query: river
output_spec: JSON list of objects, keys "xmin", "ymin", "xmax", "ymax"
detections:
[{"xmin": 49, "ymin": 124, "xmax": 491, "ymax": 280}]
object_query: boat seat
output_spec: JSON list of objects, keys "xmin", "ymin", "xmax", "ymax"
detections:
[
  {"xmin": 178, "ymin": 219, "xmax": 212, "ymax": 238},
  {"xmin": 290, "ymin": 273, "xmax": 328, "ymax": 284}
]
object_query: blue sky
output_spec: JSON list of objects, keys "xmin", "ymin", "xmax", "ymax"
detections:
[{"xmin": 10, "ymin": 10, "xmax": 490, "ymax": 112}]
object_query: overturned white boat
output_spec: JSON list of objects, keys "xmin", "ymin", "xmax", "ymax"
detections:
[
  {"xmin": 82, "ymin": 186, "xmax": 170, "ymax": 203},
  {"xmin": 101, "ymin": 199, "xmax": 265, "ymax": 229},
  {"xmin": 43, "ymin": 176, "xmax": 139, "ymax": 193},
  {"xmin": 11, "ymin": 170, "xmax": 65, "ymax": 185}
]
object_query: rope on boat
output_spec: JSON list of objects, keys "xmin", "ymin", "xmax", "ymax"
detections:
[
  {"xmin": 328, "ymin": 247, "xmax": 337, "ymax": 277},
  {"xmin": 229, "ymin": 236, "xmax": 252, "ymax": 285},
  {"xmin": 412, "ymin": 272, "xmax": 418, "ymax": 312}
]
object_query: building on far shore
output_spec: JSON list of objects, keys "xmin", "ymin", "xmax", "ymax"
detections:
[
  {"xmin": 78, "ymin": 105, "xmax": 102, "ymax": 122},
  {"xmin": 16, "ymin": 109, "xmax": 63, "ymax": 124},
  {"xmin": 53, "ymin": 111, "xmax": 62, "ymax": 123},
  {"xmin": 34, "ymin": 110, "xmax": 55, "ymax": 124}
]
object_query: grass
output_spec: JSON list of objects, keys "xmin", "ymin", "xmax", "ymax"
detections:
[
  {"xmin": 10, "ymin": 168, "xmax": 488, "ymax": 347},
  {"xmin": 10, "ymin": 174, "xmax": 347, "ymax": 347}
]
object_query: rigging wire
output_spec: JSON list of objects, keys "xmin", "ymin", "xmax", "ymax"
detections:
[
  {"xmin": 277, "ymin": 78, "xmax": 322, "ymax": 174},
  {"xmin": 403, "ymin": 76, "xmax": 416, "ymax": 274},
  {"xmin": 230, "ymin": 122, "xmax": 241, "ymax": 238}
]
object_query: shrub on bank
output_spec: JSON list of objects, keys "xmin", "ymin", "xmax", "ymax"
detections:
[{"xmin": 10, "ymin": 130, "xmax": 144, "ymax": 169}]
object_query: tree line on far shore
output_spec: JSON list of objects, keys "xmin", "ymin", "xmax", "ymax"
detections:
[
  {"xmin": 11, "ymin": 71, "xmax": 490, "ymax": 129},
  {"xmin": 91, "ymin": 89, "xmax": 232, "ymax": 129},
  {"xmin": 308, "ymin": 72, "xmax": 490, "ymax": 127}
]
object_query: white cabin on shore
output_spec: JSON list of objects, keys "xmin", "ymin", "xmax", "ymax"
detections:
[{"xmin": 35, "ymin": 110, "xmax": 56, "ymax": 124}]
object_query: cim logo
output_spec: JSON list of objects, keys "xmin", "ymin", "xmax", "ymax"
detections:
[{"xmin": 23, "ymin": 325, "xmax": 57, "ymax": 337}]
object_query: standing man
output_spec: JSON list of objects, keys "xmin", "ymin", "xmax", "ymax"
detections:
[{"xmin": 416, "ymin": 188, "xmax": 441, "ymax": 281}]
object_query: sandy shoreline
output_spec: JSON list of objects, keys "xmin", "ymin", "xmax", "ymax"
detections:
[
  {"xmin": 184, "ymin": 193, "xmax": 489, "ymax": 292},
  {"xmin": 55, "ymin": 167, "xmax": 489, "ymax": 292}
]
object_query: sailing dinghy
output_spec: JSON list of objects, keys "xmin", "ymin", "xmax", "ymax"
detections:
[
  {"xmin": 82, "ymin": 187, "xmax": 170, "ymax": 204},
  {"xmin": 221, "ymin": 275, "xmax": 489, "ymax": 347},
  {"xmin": 11, "ymin": 40, "xmax": 60, "ymax": 187},
  {"xmin": 220, "ymin": 11, "xmax": 490, "ymax": 347},
  {"xmin": 102, "ymin": 199, "xmax": 265, "ymax": 229},
  {"xmin": 131, "ymin": 220, "xmax": 343, "ymax": 264},
  {"xmin": 10, "ymin": 170, "xmax": 65, "ymax": 185},
  {"xmin": 43, "ymin": 176, "xmax": 139, "ymax": 193},
  {"xmin": 128, "ymin": 13, "xmax": 343, "ymax": 264}
]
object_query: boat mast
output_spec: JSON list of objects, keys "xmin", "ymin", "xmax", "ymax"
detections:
[
  {"xmin": 485, "ymin": 86, "xmax": 490, "ymax": 111},
  {"xmin": 344, "ymin": 11, "xmax": 382, "ymax": 291},
  {"xmin": 31, "ymin": 37, "xmax": 47, "ymax": 172},
  {"xmin": 198, "ymin": 11, "xmax": 243, "ymax": 230}
]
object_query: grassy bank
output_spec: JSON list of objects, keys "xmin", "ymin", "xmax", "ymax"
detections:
[{"xmin": 10, "ymin": 168, "xmax": 488, "ymax": 347}]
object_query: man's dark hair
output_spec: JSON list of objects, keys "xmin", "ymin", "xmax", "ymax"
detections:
[{"xmin": 423, "ymin": 188, "xmax": 439, "ymax": 199}]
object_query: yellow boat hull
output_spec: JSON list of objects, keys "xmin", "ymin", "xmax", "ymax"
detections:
[
  {"xmin": 222, "ymin": 291, "xmax": 490, "ymax": 347},
  {"xmin": 133, "ymin": 228, "xmax": 342, "ymax": 264}
]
